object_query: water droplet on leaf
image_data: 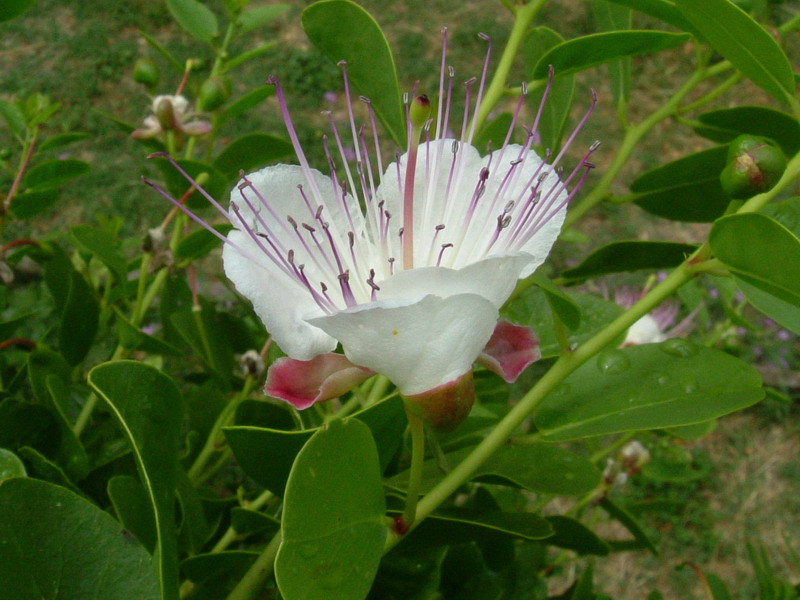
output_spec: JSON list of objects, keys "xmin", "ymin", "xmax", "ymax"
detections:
[
  {"xmin": 659, "ymin": 338, "xmax": 699, "ymax": 358},
  {"xmin": 596, "ymin": 349, "xmax": 630, "ymax": 375}
]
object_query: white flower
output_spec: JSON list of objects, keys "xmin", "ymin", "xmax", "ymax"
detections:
[
  {"xmin": 146, "ymin": 30, "xmax": 595, "ymax": 418},
  {"xmin": 132, "ymin": 94, "xmax": 211, "ymax": 140}
]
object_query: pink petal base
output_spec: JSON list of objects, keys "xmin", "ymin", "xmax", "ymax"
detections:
[
  {"xmin": 265, "ymin": 353, "xmax": 373, "ymax": 410},
  {"xmin": 478, "ymin": 319, "xmax": 541, "ymax": 383},
  {"xmin": 404, "ymin": 370, "xmax": 475, "ymax": 432}
]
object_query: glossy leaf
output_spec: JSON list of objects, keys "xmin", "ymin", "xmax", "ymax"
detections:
[
  {"xmin": 694, "ymin": 106, "xmax": 800, "ymax": 155},
  {"xmin": 8, "ymin": 189, "xmax": 59, "ymax": 219},
  {"xmin": 523, "ymin": 27, "xmax": 576, "ymax": 153},
  {"xmin": 530, "ymin": 272, "xmax": 581, "ymax": 330},
  {"xmin": 587, "ymin": 0, "xmax": 696, "ymax": 34},
  {"xmin": 115, "ymin": 308, "xmax": 184, "ymax": 356},
  {"xmin": 166, "ymin": 0, "xmax": 219, "ymax": 43},
  {"xmin": 212, "ymin": 133, "xmax": 292, "ymax": 179},
  {"xmin": 236, "ymin": 4, "xmax": 290, "ymax": 33},
  {"xmin": 631, "ymin": 145, "xmax": 730, "ymax": 222},
  {"xmin": 408, "ymin": 508, "xmax": 553, "ymax": 548},
  {"xmin": 39, "ymin": 131, "xmax": 90, "ymax": 151},
  {"xmin": 390, "ymin": 442, "xmax": 601, "ymax": 496},
  {"xmin": 225, "ymin": 395, "xmax": 404, "ymax": 495},
  {"xmin": 0, "ymin": 448, "xmax": 26, "ymax": 481},
  {"xmin": 532, "ymin": 31, "xmax": 690, "ymax": 80},
  {"xmin": 175, "ymin": 224, "xmax": 234, "ymax": 261},
  {"xmin": 545, "ymin": 516, "xmax": 610, "ymax": 555},
  {"xmin": 108, "ymin": 475, "xmax": 157, "ymax": 553},
  {"xmin": 561, "ymin": 241, "xmax": 697, "ymax": 281},
  {"xmin": 0, "ymin": 478, "xmax": 160, "ymax": 600},
  {"xmin": 710, "ymin": 213, "xmax": 800, "ymax": 334},
  {"xmin": 534, "ymin": 342, "xmax": 763, "ymax": 441},
  {"xmin": 89, "ymin": 361, "xmax": 185, "ymax": 600},
  {"xmin": 676, "ymin": 0, "xmax": 796, "ymax": 106},
  {"xmin": 302, "ymin": 0, "xmax": 405, "ymax": 146},
  {"xmin": 276, "ymin": 418, "xmax": 386, "ymax": 600},
  {"xmin": 24, "ymin": 159, "xmax": 89, "ymax": 191},
  {"xmin": 761, "ymin": 197, "xmax": 800, "ymax": 237},
  {"xmin": 58, "ymin": 269, "xmax": 99, "ymax": 365},
  {"xmin": 17, "ymin": 446, "xmax": 83, "ymax": 496},
  {"xmin": 218, "ymin": 86, "xmax": 274, "ymax": 126},
  {"xmin": 71, "ymin": 225, "xmax": 128, "ymax": 284},
  {"xmin": 504, "ymin": 288, "xmax": 624, "ymax": 358}
]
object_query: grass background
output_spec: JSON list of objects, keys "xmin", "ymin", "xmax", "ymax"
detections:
[{"xmin": 1, "ymin": 0, "xmax": 799, "ymax": 597}]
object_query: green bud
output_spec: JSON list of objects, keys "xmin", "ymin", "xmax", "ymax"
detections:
[
  {"xmin": 720, "ymin": 134, "xmax": 787, "ymax": 200},
  {"xmin": 0, "ymin": 148, "xmax": 12, "ymax": 160},
  {"xmin": 133, "ymin": 58, "xmax": 160, "ymax": 89},
  {"xmin": 409, "ymin": 94, "xmax": 431, "ymax": 129},
  {"xmin": 197, "ymin": 77, "xmax": 230, "ymax": 112},
  {"xmin": 403, "ymin": 371, "xmax": 474, "ymax": 432}
]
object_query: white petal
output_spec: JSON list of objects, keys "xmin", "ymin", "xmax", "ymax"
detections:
[
  {"xmin": 377, "ymin": 253, "xmax": 532, "ymax": 309},
  {"xmin": 223, "ymin": 230, "xmax": 336, "ymax": 360},
  {"xmin": 309, "ymin": 293, "xmax": 498, "ymax": 395}
]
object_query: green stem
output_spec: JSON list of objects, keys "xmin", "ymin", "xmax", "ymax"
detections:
[
  {"xmin": 210, "ymin": 489, "xmax": 275, "ymax": 554},
  {"xmin": 384, "ymin": 251, "xmax": 699, "ymax": 552},
  {"xmin": 224, "ymin": 531, "xmax": 282, "ymax": 600},
  {"xmin": 402, "ymin": 404, "xmax": 426, "ymax": 528},
  {"xmin": 678, "ymin": 72, "xmax": 742, "ymax": 115},
  {"xmin": 472, "ymin": 0, "xmax": 546, "ymax": 133},
  {"xmin": 365, "ymin": 375, "xmax": 391, "ymax": 406}
]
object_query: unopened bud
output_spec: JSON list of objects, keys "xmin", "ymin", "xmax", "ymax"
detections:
[
  {"xmin": 154, "ymin": 96, "xmax": 177, "ymax": 131},
  {"xmin": 403, "ymin": 371, "xmax": 474, "ymax": 432},
  {"xmin": 197, "ymin": 77, "xmax": 231, "ymax": 112},
  {"xmin": 409, "ymin": 94, "xmax": 432, "ymax": 129},
  {"xmin": 133, "ymin": 58, "xmax": 160, "ymax": 89},
  {"xmin": 720, "ymin": 134, "xmax": 787, "ymax": 200}
]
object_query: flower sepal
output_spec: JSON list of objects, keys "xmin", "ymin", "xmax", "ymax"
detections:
[{"xmin": 403, "ymin": 370, "xmax": 475, "ymax": 432}]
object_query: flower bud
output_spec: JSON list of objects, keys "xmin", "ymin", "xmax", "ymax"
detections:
[
  {"xmin": 409, "ymin": 94, "xmax": 431, "ymax": 129},
  {"xmin": 403, "ymin": 371, "xmax": 474, "ymax": 432},
  {"xmin": 197, "ymin": 77, "xmax": 231, "ymax": 112},
  {"xmin": 720, "ymin": 134, "xmax": 787, "ymax": 199},
  {"xmin": 154, "ymin": 96, "xmax": 177, "ymax": 131},
  {"xmin": 133, "ymin": 58, "xmax": 160, "ymax": 89}
]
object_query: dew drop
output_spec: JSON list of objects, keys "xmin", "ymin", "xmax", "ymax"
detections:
[
  {"xmin": 659, "ymin": 338, "xmax": 699, "ymax": 358},
  {"xmin": 680, "ymin": 375, "xmax": 698, "ymax": 394},
  {"xmin": 596, "ymin": 349, "xmax": 630, "ymax": 375},
  {"xmin": 652, "ymin": 371, "xmax": 671, "ymax": 386}
]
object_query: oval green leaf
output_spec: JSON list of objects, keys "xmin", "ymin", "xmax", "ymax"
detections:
[
  {"xmin": 0, "ymin": 447, "xmax": 26, "ymax": 481},
  {"xmin": 562, "ymin": 241, "xmax": 697, "ymax": 281},
  {"xmin": 0, "ymin": 478, "xmax": 160, "ymax": 599},
  {"xmin": 71, "ymin": 225, "xmax": 128, "ymax": 285},
  {"xmin": 58, "ymin": 269, "xmax": 99, "ymax": 365},
  {"xmin": 275, "ymin": 418, "xmax": 386, "ymax": 600},
  {"xmin": 532, "ymin": 31, "xmax": 690, "ymax": 80},
  {"xmin": 676, "ymin": 0, "xmax": 796, "ymax": 106},
  {"xmin": 694, "ymin": 106, "xmax": 800, "ymax": 155},
  {"xmin": 166, "ymin": 0, "xmax": 219, "ymax": 43},
  {"xmin": 176, "ymin": 224, "xmax": 234, "ymax": 261},
  {"xmin": 236, "ymin": 4, "xmax": 290, "ymax": 33},
  {"xmin": 9, "ymin": 189, "xmax": 59, "ymax": 219},
  {"xmin": 631, "ymin": 145, "xmax": 730, "ymax": 222},
  {"xmin": 533, "ymin": 343, "xmax": 763, "ymax": 441},
  {"xmin": 588, "ymin": 0, "xmax": 697, "ymax": 35},
  {"xmin": 39, "ymin": 131, "xmax": 90, "ymax": 152},
  {"xmin": 302, "ymin": 0, "xmax": 405, "ymax": 146},
  {"xmin": 710, "ymin": 212, "xmax": 800, "ymax": 334},
  {"xmin": 213, "ymin": 133, "xmax": 293, "ymax": 179},
  {"xmin": 24, "ymin": 159, "xmax": 89, "ymax": 191},
  {"xmin": 217, "ymin": 86, "xmax": 275, "ymax": 127},
  {"xmin": 89, "ymin": 361, "xmax": 185, "ymax": 600}
]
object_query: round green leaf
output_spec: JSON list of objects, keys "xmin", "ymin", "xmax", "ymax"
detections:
[
  {"xmin": 302, "ymin": 0, "xmax": 404, "ymax": 146},
  {"xmin": 275, "ymin": 418, "xmax": 386, "ymax": 600},
  {"xmin": 531, "ymin": 31, "xmax": 690, "ymax": 80},
  {"xmin": 710, "ymin": 212, "xmax": 800, "ymax": 334},
  {"xmin": 89, "ymin": 361, "xmax": 185, "ymax": 600},
  {"xmin": 631, "ymin": 145, "xmax": 730, "ymax": 222},
  {"xmin": 0, "ymin": 448, "xmax": 26, "ymax": 481},
  {"xmin": 212, "ymin": 133, "xmax": 292, "ymax": 179},
  {"xmin": 0, "ymin": 478, "xmax": 160, "ymax": 600},
  {"xmin": 533, "ymin": 343, "xmax": 764, "ymax": 441},
  {"xmin": 166, "ymin": 0, "xmax": 219, "ymax": 43}
]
